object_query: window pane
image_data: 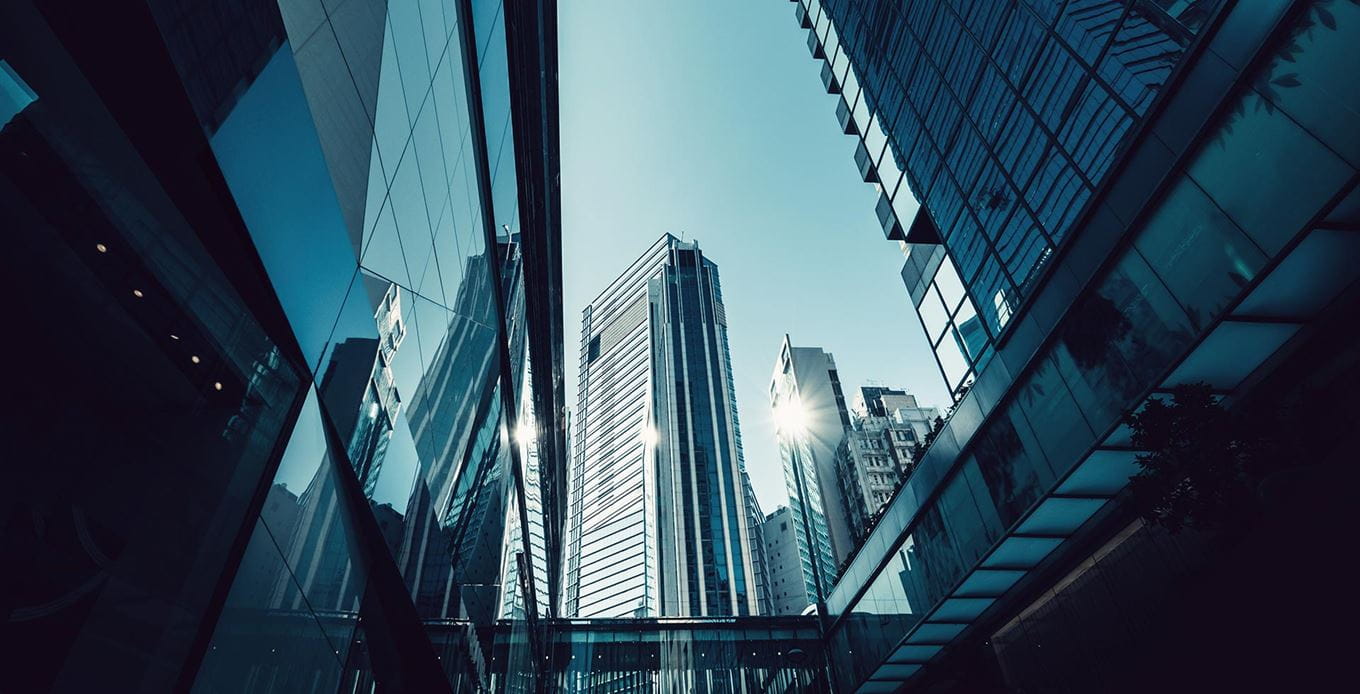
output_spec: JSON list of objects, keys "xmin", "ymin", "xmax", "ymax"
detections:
[
  {"xmin": 935, "ymin": 257, "xmax": 967, "ymax": 313},
  {"xmin": 1188, "ymin": 89, "xmax": 1353, "ymax": 254},
  {"xmin": 1135, "ymin": 178, "xmax": 1267, "ymax": 328},
  {"xmin": 920, "ymin": 285, "xmax": 951, "ymax": 342},
  {"xmin": 1253, "ymin": 0, "xmax": 1360, "ymax": 165},
  {"xmin": 937, "ymin": 324, "xmax": 972, "ymax": 388}
]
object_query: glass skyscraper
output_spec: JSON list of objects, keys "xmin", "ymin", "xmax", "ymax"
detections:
[
  {"xmin": 795, "ymin": 0, "xmax": 1225, "ymax": 397},
  {"xmin": 790, "ymin": 0, "xmax": 1360, "ymax": 691},
  {"xmin": 768, "ymin": 338, "xmax": 851, "ymax": 607},
  {"xmin": 566, "ymin": 234, "xmax": 764, "ymax": 619},
  {"xmin": 1, "ymin": 0, "xmax": 563, "ymax": 691}
]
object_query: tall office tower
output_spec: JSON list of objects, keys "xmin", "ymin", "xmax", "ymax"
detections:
[
  {"xmin": 790, "ymin": 0, "xmax": 1360, "ymax": 691},
  {"xmin": 793, "ymin": 0, "xmax": 1229, "ymax": 399},
  {"xmin": 769, "ymin": 338, "xmax": 852, "ymax": 600},
  {"xmin": 566, "ymin": 234, "xmax": 763, "ymax": 618},
  {"xmin": 1, "ymin": 0, "xmax": 563, "ymax": 692},
  {"xmin": 760, "ymin": 506, "xmax": 818, "ymax": 615},
  {"xmin": 834, "ymin": 387, "xmax": 939, "ymax": 542}
]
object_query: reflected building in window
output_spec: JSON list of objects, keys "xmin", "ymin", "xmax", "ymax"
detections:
[
  {"xmin": 1, "ymin": 0, "xmax": 563, "ymax": 691},
  {"xmin": 566, "ymin": 234, "xmax": 764, "ymax": 620}
]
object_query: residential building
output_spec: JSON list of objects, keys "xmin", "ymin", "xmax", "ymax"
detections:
[
  {"xmin": 0, "ymin": 1, "xmax": 563, "ymax": 692},
  {"xmin": 566, "ymin": 234, "xmax": 763, "ymax": 619},
  {"xmin": 761, "ymin": 506, "xmax": 818, "ymax": 615},
  {"xmin": 835, "ymin": 388, "xmax": 940, "ymax": 541},
  {"xmin": 791, "ymin": 0, "xmax": 1360, "ymax": 691}
]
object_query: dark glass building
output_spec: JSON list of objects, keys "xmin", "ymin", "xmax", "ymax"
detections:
[
  {"xmin": 0, "ymin": 0, "xmax": 564, "ymax": 692},
  {"xmin": 798, "ymin": 0, "xmax": 1227, "ymax": 397},
  {"xmin": 792, "ymin": 0, "xmax": 1360, "ymax": 691}
]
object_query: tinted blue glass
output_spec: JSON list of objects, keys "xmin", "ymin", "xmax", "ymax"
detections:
[
  {"xmin": 1188, "ymin": 88, "xmax": 1354, "ymax": 255},
  {"xmin": 192, "ymin": 520, "xmax": 350, "ymax": 692},
  {"xmin": 973, "ymin": 405, "xmax": 1053, "ymax": 533},
  {"xmin": 373, "ymin": 20, "xmax": 412, "ymax": 184},
  {"xmin": 937, "ymin": 468, "xmax": 999, "ymax": 567},
  {"xmin": 1015, "ymin": 353, "xmax": 1098, "ymax": 477},
  {"xmin": 1054, "ymin": 0, "xmax": 1122, "ymax": 66},
  {"xmin": 1099, "ymin": 4, "xmax": 1189, "ymax": 113},
  {"xmin": 1059, "ymin": 81, "xmax": 1133, "ymax": 182},
  {"xmin": 1027, "ymin": 41, "xmax": 1085, "ymax": 132},
  {"xmin": 1249, "ymin": 0, "xmax": 1360, "ymax": 167},
  {"xmin": 195, "ymin": 390, "xmax": 367, "ymax": 692},
  {"xmin": 0, "ymin": 59, "xmax": 37, "ymax": 127},
  {"xmin": 389, "ymin": 0, "xmax": 432, "ymax": 124},
  {"xmin": 210, "ymin": 47, "xmax": 357, "ymax": 372},
  {"xmin": 1134, "ymin": 178, "xmax": 1267, "ymax": 327},
  {"xmin": 1054, "ymin": 250, "xmax": 1194, "ymax": 433}
]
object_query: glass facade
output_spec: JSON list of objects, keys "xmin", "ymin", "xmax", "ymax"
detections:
[
  {"xmin": 1, "ymin": 0, "xmax": 562, "ymax": 691},
  {"xmin": 796, "ymin": 0, "xmax": 1222, "ymax": 396},
  {"xmin": 567, "ymin": 235, "xmax": 764, "ymax": 619},
  {"xmin": 791, "ymin": 1, "xmax": 1360, "ymax": 690},
  {"xmin": 7, "ymin": 0, "xmax": 1358, "ymax": 691},
  {"xmin": 507, "ymin": 616, "xmax": 828, "ymax": 693}
]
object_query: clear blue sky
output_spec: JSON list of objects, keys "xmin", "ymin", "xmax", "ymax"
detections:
[{"xmin": 558, "ymin": 0, "xmax": 952, "ymax": 513}]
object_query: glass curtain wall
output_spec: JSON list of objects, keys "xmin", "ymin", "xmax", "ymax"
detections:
[
  {"xmin": 816, "ymin": 3, "xmax": 1360, "ymax": 688},
  {"xmin": 0, "ymin": 0, "xmax": 560, "ymax": 690}
]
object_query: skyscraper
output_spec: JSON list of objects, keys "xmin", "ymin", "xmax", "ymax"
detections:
[
  {"xmin": 768, "ymin": 338, "xmax": 851, "ymax": 610},
  {"xmin": 566, "ymin": 234, "xmax": 763, "ymax": 618},
  {"xmin": 795, "ymin": 0, "xmax": 1226, "ymax": 399},
  {"xmin": 790, "ymin": 0, "xmax": 1360, "ymax": 691},
  {"xmin": 1, "ymin": 0, "xmax": 564, "ymax": 691}
]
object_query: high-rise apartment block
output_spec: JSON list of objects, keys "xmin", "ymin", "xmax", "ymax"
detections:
[
  {"xmin": 566, "ymin": 234, "xmax": 764, "ymax": 618},
  {"xmin": 792, "ymin": 0, "xmax": 1360, "ymax": 691},
  {"xmin": 760, "ymin": 506, "xmax": 819, "ymax": 615},
  {"xmin": 835, "ymin": 388, "xmax": 940, "ymax": 541}
]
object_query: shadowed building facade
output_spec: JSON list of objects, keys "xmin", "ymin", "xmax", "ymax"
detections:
[
  {"xmin": 790, "ymin": 0, "xmax": 1360, "ymax": 691},
  {"xmin": 0, "ymin": 0, "xmax": 564, "ymax": 691}
]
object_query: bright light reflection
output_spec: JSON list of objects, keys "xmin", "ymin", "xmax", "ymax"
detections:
[
  {"xmin": 514, "ymin": 422, "xmax": 536, "ymax": 446},
  {"xmin": 773, "ymin": 399, "xmax": 808, "ymax": 437},
  {"xmin": 639, "ymin": 424, "xmax": 659, "ymax": 447}
]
